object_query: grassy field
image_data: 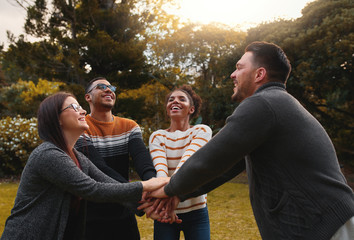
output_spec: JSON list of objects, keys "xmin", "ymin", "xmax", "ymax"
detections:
[
  {"xmin": 0, "ymin": 181, "xmax": 261, "ymax": 239},
  {"xmin": 0, "ymin": 182, "xmax": 18, "ymax": 235}
]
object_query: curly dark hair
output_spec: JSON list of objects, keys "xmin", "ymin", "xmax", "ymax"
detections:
[{"xmin": 165, "ymin": 85, "xmax": 202, "ymax": 120}]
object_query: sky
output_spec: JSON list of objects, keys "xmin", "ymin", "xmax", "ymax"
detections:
[
  {"xmin": 174, "ymin": 0, "xmax": 315, "ymax": 28},
  {"xmin": 0, "ymin": 0, "xmax": 315, "ymax": 49}
]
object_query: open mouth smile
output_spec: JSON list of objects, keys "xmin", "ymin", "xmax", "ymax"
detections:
[{"xmin": 103, "ymin": 94, "xmax": 114, "ymax": 100}]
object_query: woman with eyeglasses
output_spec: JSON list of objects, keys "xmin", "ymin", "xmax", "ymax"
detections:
[{"xmin": 0, "ymin": 92, "xmax": 169, "ymax": 240}]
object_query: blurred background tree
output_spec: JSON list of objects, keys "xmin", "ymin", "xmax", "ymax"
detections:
[
  {"xmin": 0, "ymin": 0, "xmax": 353, "ymax": 174},
  {"xmin": 0, "ymin": 79, "xmax": 66, "ymax": 118},
  {"xmin": 145, "ymin": 22, "xmax": 246, "ymax": 128},
  {"xmin": 2, "ymin": 0, "xmax": 178, "ymax": 88}
]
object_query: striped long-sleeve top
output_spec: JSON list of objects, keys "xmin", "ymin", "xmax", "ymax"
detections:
[
  {"xmin": 75, "ymin": 114, "xmax": 156, "ymax": 221},
  {"xmin": 149, "ymin": 124, "xmax": 212, "ymax": 214}
]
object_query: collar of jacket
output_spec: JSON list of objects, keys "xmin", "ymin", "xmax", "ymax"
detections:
[{"xmin": 255, "ymin": 81, "xmax": 286, "ymax": 94}]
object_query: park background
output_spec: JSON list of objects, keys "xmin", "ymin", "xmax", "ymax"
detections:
[{"xmin": 0, "ymin": 0, "xmax": 353, "ymax": 238}]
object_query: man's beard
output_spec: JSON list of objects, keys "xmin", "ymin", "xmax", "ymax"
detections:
[
  {"xmin": 231, "ymin": 92, "xmax": 240, "ymax": 102},
  {"xmin": 101, "ymin": 102, "xmax": 114, "ymax": 110}
]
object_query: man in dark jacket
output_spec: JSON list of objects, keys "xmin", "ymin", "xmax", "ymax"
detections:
[{"xmin": 149, "ymin": 41, "xmax": 354, "ymax": 240}]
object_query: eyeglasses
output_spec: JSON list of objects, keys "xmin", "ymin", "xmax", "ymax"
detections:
[
  {"xmin": 86, "ymin": 83, "xmax": 116, "ymax": 93},
  {"xmin": 60, "ymin": 103, "xmax": 83, "ymax": 113}
]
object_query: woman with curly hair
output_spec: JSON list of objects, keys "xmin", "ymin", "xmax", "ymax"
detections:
[{"xmin": 149, "ymin": 85, "xmax": 212, "ymax": 240}]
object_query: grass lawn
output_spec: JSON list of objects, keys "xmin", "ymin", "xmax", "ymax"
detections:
[
  {"xmin": 0, "ymin": 182, "xmax": 18, "ymax": 234},
  {"xmin": 0, "ymin": 181, "xmax": 261, "ymax": 239}
]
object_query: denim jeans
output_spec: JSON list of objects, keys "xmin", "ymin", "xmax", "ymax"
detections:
[{"xmin": 154, "ymin": 206, "xmax": 210, "ymax": 240}]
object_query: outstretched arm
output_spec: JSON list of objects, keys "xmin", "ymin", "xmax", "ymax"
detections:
[
  {"xmin": 178, "ymin": 159, "xmax": 246, "ymax": 200},
  {"xmin": 148, "ymin": 160, "xmax": 245, "ymax": 200},
  {"xmin": 164, "ymin": 97, "xmax": 275, "ymax": 197}
]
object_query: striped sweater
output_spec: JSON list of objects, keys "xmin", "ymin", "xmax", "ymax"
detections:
[
  {"xmin": 75, "ymin": 114, "xmax": 156, "ymax": 221},
  {"xmin": 149, "ymin": 124, "xmax": 212, "ymax": 214}
]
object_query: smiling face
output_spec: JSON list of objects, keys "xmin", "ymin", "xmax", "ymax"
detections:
[
  {"xmin": 230, "ymin": 51, "xmax": 259, "ymax": 102},
  {"xmin": 59, "ymin": 96, "xmax": 89, "ymax": 135},
  {"xmin": 166, "ymin": 90, "xmax": 195, "ymax": 120},
  {"xmin": 85, "ymin": 79, "xmax": 116, "ymax": 111}
]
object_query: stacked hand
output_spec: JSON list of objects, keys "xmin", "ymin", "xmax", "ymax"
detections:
[{"xmin": 139, "ymin": 177, "xmax": 182, "ymax": 224}]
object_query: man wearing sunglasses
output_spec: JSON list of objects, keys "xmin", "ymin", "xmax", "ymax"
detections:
[{"xmin": 75, "ymin": 77, "xmax": 157, "ymax": 240}]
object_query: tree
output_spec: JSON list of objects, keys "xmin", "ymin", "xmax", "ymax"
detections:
[
  {"xmin": 3, "ymin": 0, "xmax": 176, "ymax": 89},
  {"xmin": 241, "ymin": 0, "xmax": 354, "ymax": 164},
  {"xmin": 0, "ymin": 78, "xmax": 66, "ymax": 118},
  {"xmin": 112, "ymin": 22, "xmax": 247, "ymax": 138},
  {"xmin": 146, "ymin": 22, "xmax": 246, "ymax": 127},
  {"xmin": 116, "ymin": 80, "xmax": 170, "ymax": 144}
]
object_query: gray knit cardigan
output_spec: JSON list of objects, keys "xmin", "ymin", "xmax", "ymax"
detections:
[{"xmin": 1, "ymin": 141, "xmax": 143, "ymax": 240}]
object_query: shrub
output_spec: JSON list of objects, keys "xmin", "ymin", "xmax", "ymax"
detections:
[
  {"xmin": 0, "ymin": 116, "xmax": 41, "ymax": 176},
  {"xmin": 0, "ymin": 79, "xmax": 66, "ymax": 118}
]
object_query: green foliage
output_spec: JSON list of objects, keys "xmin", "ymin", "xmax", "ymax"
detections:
[
  {"xmin": 116, "ymin": 80, "xmax": 171, "ymax": 144},
  {"xmin": 0, "ymin": 79, "xmax": 66, "ymax": 118},
  {"xmin": 2, "ymin": 0, "xmax": 179, "ymax": 88},
  {"xmin": 146, "ymin": 22, "xmax": 246, "ymax": 129},
  {"xmin": 0, "ymin": 116, "xmax": 41, "ymax": 176},
  {"xmin": 0, "ymin": 0, "xmax": 352, "ymax": 169}
]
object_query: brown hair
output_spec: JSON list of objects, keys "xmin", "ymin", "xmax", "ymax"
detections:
[
  {"xmin": 165, "ymin": 85, "xmax": 202, "ymax": 119},
  {"xmin": 37, "ymin": 92, "xmax": 75, "ymax": 153},
  {"xmin": 245, "ymin": 41, "xmax": 291, "ymax": 84}
]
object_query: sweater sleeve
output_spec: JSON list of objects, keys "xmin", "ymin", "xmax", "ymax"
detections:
[
  {"xmin": 75, "ymin": 150, "xmax": 144, "ymax": 216},
  {"xmin": 129, "ymin": 126, "xmax": 157, "ymax": 180},
  {"xmin": 164, "ymin": 96, "xmax": 275, "ymax": 197},
  {"xmin": 33, "ymin": 144, "xmax": 143, "ymax": 204},
  {"xmin": 179, "ymin": 159, "xmax": 246, "ymax": 201},
  {"xmin": 75, "ymin": 135, "xmax": 128, "ymax": 183},
  {"xmin": 149, "ymin": 131, "xmax": 169, "ymax": 178}
]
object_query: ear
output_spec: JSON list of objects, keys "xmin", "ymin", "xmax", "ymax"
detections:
[
  {"xmin": 189, "ymin": 106, "xmax": 195, "ymax": 115},
  {"xmin": 255, "ymin": 67, "xmax": 266, "ymax": 83},
  {"xmin": 85, "ymin": 93, "xmax": 91, "ymax": 103}
]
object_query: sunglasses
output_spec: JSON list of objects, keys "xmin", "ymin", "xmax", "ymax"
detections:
[
  {"xmin": 60, "ymin": 103, "xmax": 83, "ymax": 113},
  {"xmin": 87, "ymin": 83, "xmax": 116, "ymax": 93}
]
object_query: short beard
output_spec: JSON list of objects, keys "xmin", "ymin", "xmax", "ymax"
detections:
[
  {"xmin": 231, "ymin": 92, "xmax": 239, "ymax": 102},
  {"xmin": 101, "ymin": 102, "xmax": 114, "ymax": 110}
]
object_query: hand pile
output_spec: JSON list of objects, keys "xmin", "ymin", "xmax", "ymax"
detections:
[{"xmin": 139, "ymin": 177, "xmax": 182, "ymax": 224}]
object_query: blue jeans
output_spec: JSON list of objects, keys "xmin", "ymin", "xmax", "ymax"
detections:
[{"xmin": 154, "ymin": 206, "xmax": 210, "ymax": 240}]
